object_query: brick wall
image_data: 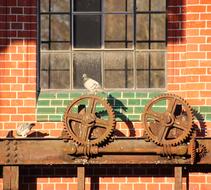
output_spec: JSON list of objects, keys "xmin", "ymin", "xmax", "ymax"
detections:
[{"xmin": 1, "ymin": 0, "xmax": 211, "ymax": 190}]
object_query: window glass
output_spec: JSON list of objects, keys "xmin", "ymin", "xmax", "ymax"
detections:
[
  {"xmin": 73, "ymin": 52, "xmax": 101, "ymax": 89},
  {"xmin": 105, "ymin": 14, "xmax": 133, "ymax": 49},
  {"xmin": 40, "ymin": 0, "xmax": 166, "ymax": 90},
  {"xmin": 74, "ymin": 15, "xmax": 101, "ymax": 48},
  {"xmin": 51, "ymin": 0, "xmax": 70, "ymax": 12},
  {"xmin": 104, "ymin": 0, "xmax": 133, "ymax": 12},
  {"xmin": 104, "ymin": 52, "xmax": 133, "ymax": 88},
  {"xmin": 74, "ymin": 0, "xmax": 102, "ymax": 12}
]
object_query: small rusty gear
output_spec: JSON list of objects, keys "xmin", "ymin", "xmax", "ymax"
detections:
[
  {"xmin": 189, "ymin": 138, "xmax": 196, "ymax": 164},
  {"xmin": 63, "ymin": 95, "xmax": 116, "ymax": 146},
  {"xmin": 197, "ymin": 144, "xmax": 207, "ymax": 159},
  {"xmin": 142, "ymin": 94, "xmax": 194, "ymax": 146}
]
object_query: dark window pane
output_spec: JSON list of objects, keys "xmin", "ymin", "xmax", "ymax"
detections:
[
  {"xmin": 73, "ymin": 52, "xmax": 101, "ymax": 89},
  {"xmin": 151, "ymin": 0, "xmax": 166, "ymax": 11},
  {"xmin": 104, "ymin": 52, "xmax": 133, "ymax": 88},
  {"xmin": 136, "ymin": 0, "xmax": 149, "ymax": 12},
  {"xmin": 51, "ymin": 0, "xmax": 70, "ymax": 12},
  {"xmin": 151, "ymin": 14, "xmax": 166, "ymax": 40},
  {"xmin": 105, "ymin": 14, "xmax": 133, "ymax": 48},
  {"xmin": 41, "ymin": 15, "xmax": 49, "ymax": 41},
  {"xmin": 136, "ymin": 14, "xmax": 149, "ymax": 41},
  {"xmin": 40, "ymin": 53, "xmax": 70, "ymax": 89},
  {"xmin": 74, "ymin": 0, "xmax": 101, "ymax": 12},
  {"xmin": 104, "ymin": 0, "xmax": 133, "ymax": 12},
  {"xmin": 150, "ymin": 71, "xmax": 165, "ymax": 88},
  {"xmin": 41, "ymin": 0, "xmax": 49, "ymax": 12},
  {"xmin": 74, "ymin": 15, "xmax": 101, "ymax": 48},
  {"xmin": 51, "ymin": 15, "xmax": 70, "ymax": 42}
]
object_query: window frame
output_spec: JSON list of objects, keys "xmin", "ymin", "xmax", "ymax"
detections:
[{"xmin": 38, "ymin": 0, "xmax": 167, "ymax": 92}]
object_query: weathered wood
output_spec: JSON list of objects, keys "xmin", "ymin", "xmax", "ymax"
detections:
[
  {"xmin": 3, "ymin": 166, "xmax": 19, "ymax": 190},
  {"xmin": 77, "ymin": 166, "xmax": 85, "ymax": 190},
  {"xmin": 174, "ymin": 167, "xmax": 182, "ymax": 190}
]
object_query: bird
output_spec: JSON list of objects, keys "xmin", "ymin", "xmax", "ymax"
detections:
[
  {"xmin": 16, "ymin": 123, "xmax": 35, "ymax": 137},
  {"xmin": 82, "ymin": 73, "xmax": 105, "ymax": 94}
]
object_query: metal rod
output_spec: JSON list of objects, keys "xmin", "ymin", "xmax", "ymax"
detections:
[
  {"xmin": 174, "ymin": 167, "xmax": 183, "ymax": 190},
  {"xmin": 77, "ymin": 166, "xmax": 85, "ymax": 190},
  {"xmin": 3, "ymin": 166, "xmax": 19, "ymax": 190}
]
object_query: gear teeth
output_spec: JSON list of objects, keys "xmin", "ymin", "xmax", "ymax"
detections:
[
  {"xmin": 143, "ymin": 93, "xmax": 194, "ymax": 146},
  {"xmin": 62, "ymin": 95, "xmax": 116, "ymax": 146}
]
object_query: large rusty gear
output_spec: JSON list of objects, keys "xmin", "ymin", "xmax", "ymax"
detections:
[
  {"xmin": 142, "ymin": 94, "xmax": 194, "ymax": 146},
  {"xmin": 63, "ymin": 95, "xmax": 116, "ymax": 146}
]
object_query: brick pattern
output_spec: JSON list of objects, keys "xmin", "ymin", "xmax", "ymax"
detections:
[
  {"xmin": 0, "ymin": 0, "xmax": 211, "ymax": 190},
  {"xmin": 0, "ymin": 0, "xmax": 37, "ymax": 136}
]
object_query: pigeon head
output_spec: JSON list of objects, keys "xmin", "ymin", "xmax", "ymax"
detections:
[{"xmin": 82, "ymin": 73, "xmax": 88, "ymax": 82}]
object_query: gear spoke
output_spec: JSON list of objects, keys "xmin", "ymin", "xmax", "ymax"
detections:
[
  {"xmin": 157, "ymin": 126, "xmax": 168, "ymax": 142},
  {"xmin": 67, "ymin": 112, "xmax": 83, "ymax": 123},
  {"xmin": 146, "ymin": 111, "xmax": 161, "ymax": 121},
  {"xmin": 174, "ymin": 120, "xmax": 188, "ymax": 131},
  {"xmin": 167, "ymin": 97, "xmax": 177, "ymax": 114},
  {"xmin": 95, "ymin": 118, "xmax": 109, "ymax": 128},
  {"xmin": 87, "ymin": 98, "xmax": 97, "ymax": 114}
]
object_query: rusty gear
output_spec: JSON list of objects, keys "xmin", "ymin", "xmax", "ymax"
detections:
[
  {"xmin": 197, "ymin": 144, "xmax": 207, "ymax": 159},
  {"xmin": 189, "ymin": 138, "xmax": 196, "ymax": 164},
  {"xmin": 142, "ymin": 94, "xmax": 194, "ymax": 146},
  {"xmin": 63, "ymin": 95, "xmax": 116, "ymax": 146}
]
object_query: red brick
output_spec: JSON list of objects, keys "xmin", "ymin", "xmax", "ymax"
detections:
[
  {"xmin": 160, "ymin": 184, "xmax": 173, "ymax": 190},
  {"xmin": 147, "ymin": 184, "xmax": 159, "ymax": 190},
  {"xmin": 43, "ymin": 184, "xmax": 54, "ymax": 190}
]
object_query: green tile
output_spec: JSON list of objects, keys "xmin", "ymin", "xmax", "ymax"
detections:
[
  {"xmin": 56, "ymin": 107, "xmax": 66, "ymax": 114},
  {"xmin": 134, "ymin": 107, "xmax": 144, "ymax": 113},
  {"xmin": 200, "ymin": 106, "xmax": 211, "ymax": 113},
  {"xmin": 109, "ymin": 92, "xmax": 122, "ymax": 98},
  {"xmin": 122, "ymin": 92, "xmax": 135, "ymax": 98},
  {"xmin": 127, "ymin": 115, "xmax": 140, "ymax": 121},
  {"xmin": 37, "ymin": 100, "xmax": 50, "ymax": 106},
  {"xmin": 51, "ymin": 100, "xmax": 63, "ymax": 106},
  {"xmin": 124, "ymin": 107, "xmax": 134, "ymax": 113},
  {"xmin": 70, "ymin": 92, "xmax": 82, "ymax": 98},
  {"xmin": 148, "ymin": 92, "xmax": 162, "ymax": 98},
  {"xmin": 141, "ymin": 99, "xmax": 150, "ymax": 106},
  {"xmin": 205, "ymin": 114, "xmax": 211, "ymax": 121},
  {"xmin": 63, "ymin": 100, "xmax": 71, "ymax": 106},
  {"xmin": 49, "ymin": 115, "xmax": 62, "ymax": 121},
  {"xmin": 37, "ymin": 115, "xmax": 49, "ymax": 121},
  {"xmin": 39, "ymin": 93, "xmax": 56, "ymax": 99},
  {"xmin": 37, "ymin": 108, "xmax": 55, "ymax": 114},
  {"xmin": 57, "ymin": 93, "xmax": 70, "ymax": 99},
  {"xmin": 128, "ymin": 99, "xmax": 141, "ymax": 105},
  {"xmin": 135, "ymin": 92, "xmax": 148, "ymax": 98}
]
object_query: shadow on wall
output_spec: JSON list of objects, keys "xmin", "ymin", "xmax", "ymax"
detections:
[
  {"xmin": 107, "ymin": 94, "xmax": 136, "ymax": 137},
  {"xmin": 167, "ymin": 0, "xmax": 186, "ymax": 44}
]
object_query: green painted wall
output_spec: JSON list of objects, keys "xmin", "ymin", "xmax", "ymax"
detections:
[{"xmin": 36, "ymin": 91, "xmax": 209, "ymax": 122}]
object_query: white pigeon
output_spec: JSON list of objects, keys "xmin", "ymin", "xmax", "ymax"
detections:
[
  {"xmin": 16, "ymin": 123, "xmax": 34, "ymax": 137},
  {"xmin": 82, "ymin": 73, "xmax": 104, "ymax": 94}
]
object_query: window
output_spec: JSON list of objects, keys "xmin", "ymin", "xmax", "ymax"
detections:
[{"xmin": 40, "ymin": 0, "xmax": 166, "ymax": 90}]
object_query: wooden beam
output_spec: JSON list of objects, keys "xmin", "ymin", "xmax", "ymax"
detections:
[
  {"xmin": 3, "ymin": 166, "xmax": 19, "ymax": 190},
  {"xmin": 174, "ymin": 166, "xmax": 183, "ymax": 190},
  {"xmin": 77, "ymin": 166, "xmax": 85, "ymax": 190}
]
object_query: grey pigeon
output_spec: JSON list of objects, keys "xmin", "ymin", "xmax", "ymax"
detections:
[
  {"xmin": 82, "ymin": 73, "xmax": 104, "ymax": 94},
  {"xmin": 16, "ymin": 123, "xmax": 34, "ymax": 137}
]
